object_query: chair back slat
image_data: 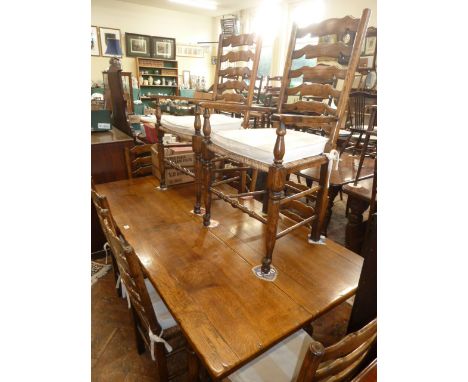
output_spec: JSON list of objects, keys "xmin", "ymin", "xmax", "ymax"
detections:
[
  {"xmin": 296, "ymin": 15, "xmax": 361, "ymax": 39},
  {"xmin": 292, "ymin": 42, "xmax": 353, "ymax": 60},
  {"xmin": 212, "ymin": 33, "xmax": 262, "ymax": 127},
  {"xmin": 222, "ymin": 33, "xmax": 256, "ymax": 47},
  {"xmin": 296, "ymin": 318, "xmax": 377, "ymax": 382},
  {"xmin": 287, "ymin": 83, "xmax": 341, "ymax": 99},
  {"xmin": 315, "ymin": 332, "xmax": 377, "ymax": 380},
  {"xmin": 125, "ymin": 144, "xmax": 152, "ymax": 179},
  {"xmin": 102, "ymin": 218, "xmax": 162, "ymax": 335},
  {"xmin": 278, "ymin": 9, "xmax": 371, "ymax": 151}
]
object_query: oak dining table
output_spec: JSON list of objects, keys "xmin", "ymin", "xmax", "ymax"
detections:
[{"xmin": 96, "ymin": 176, "xmax": 363, "ymax": 381}]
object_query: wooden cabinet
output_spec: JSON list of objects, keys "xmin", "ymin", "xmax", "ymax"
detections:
[{"xmin": 136, "ymin": 57, "xmax": 179, "ymax": 105}]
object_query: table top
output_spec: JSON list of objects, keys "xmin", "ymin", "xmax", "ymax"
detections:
[
  {"xmin": 91, "ymin": 127, "xmax": 133, "ymax": 145},
  {"xmin": 300, "ymin": 152, "xmax": 375, "ymax": 186},
  {"xmin": 343, "ymin": 177, "xmax": 375, "ymax": 202},
  {"xmin": 96, "ymin": 177, "xmax": 363, "ymax": 380}
]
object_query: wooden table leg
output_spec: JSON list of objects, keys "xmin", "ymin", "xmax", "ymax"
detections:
[
  {"xmin": 345, "ymin": 195, "xmax": 370, "ymax": 254},
  {"xmin": 321, "ymin": 185, "xmax": 340, "ymax": 236}
]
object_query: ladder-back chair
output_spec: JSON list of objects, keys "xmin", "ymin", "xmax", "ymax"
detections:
[
  {"xmin": 201, "ymin": 10, "xmax": 371, "ymax": 279},
  {"xmin": 124, "ymin": 144, "xmax": 153, "ymax": 179},
  {"xmin": 91, "ymin": 181, "xmax": 122, "ymax": 295},
  {"xmin": 101, "ymin": 217, "xmax": 195, "ymax": 382},
  {"xmin": 342, "ymin": 91, "xmax": 377, "ymax": 156},
  {"xmin": 154, "ymin": 33, "xmax": 264, "ymax": 216},
  {"xmin": 225, "ymin": 318, "xmax": 377, "ymax": 382}
]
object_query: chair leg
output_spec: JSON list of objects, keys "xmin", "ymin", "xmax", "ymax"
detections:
[
  {"xmin": 192, "ymin": 107, "xmax": 203, "ymax": 215},
  {"xmin": 202, "ymin": 108, "xmax": 214, "ymax": 227},
  {"xmin": 310, "ymin": 162, "xmax": 330, "ymax": 242},
  {"xmin": 187, "ymin": 348, "xmax": 200, "ymax": 382},
  {"xmin": 202, "ymin": 147, "xmax": 214, "ymax": 227},
  {"xmin": 130, "ymin": 307, "xmax": 146, "ymax": 355},
  {"xmin": 155, "ymin": 100, "xmax": 167, "ymax": 189},
  {"xmin": 155, "ymin": 344, "xmax": 169, "ymax": 382},
  {"xmin": 262, "ymin": 166, "xmax": 286, "ymax": 274}
]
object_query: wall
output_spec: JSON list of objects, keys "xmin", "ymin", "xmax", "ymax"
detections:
[{"xmin": 91, "ymin": 0, "xmax": 215, "ymax": 85}]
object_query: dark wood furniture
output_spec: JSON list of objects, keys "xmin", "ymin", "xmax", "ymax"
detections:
[
  {"xmin": 96, "ymin": 176, "xmax": 363, "ymax": 381},
  {"xmin": 300, "ymin": 152, "xmax": 374, "ymax": 236},
  {"xmin": 225, "ymin": 318, "xmax": 376, "ymax": 382},
  {"xmin": 155, "ymin": 32, "xmax": 265, "ymax": 216},
  {"xmin": 91, "ymin": 128, "xmax": 133, "ymax": 253},
  {"xmin": 124, "ymin": 144, "xmax": 152, "ymax": 179},
  {"xmin": 100, "ymin": 213, "xmax": 196, "ymax": 382},
  {"xmin": 107, "ymin": 61, "xmax": 133, "ymax": 137},
  {"xmin": 202, "ymin": 10, "xmax": 371, "ymax": 277},
  {"xmin": 343, "ymin": 177, "xmax": 374, "ymax": 253},
  {"xmin": 352, "ymin": 359, "xmax": 377, "ymax": 382},
  {"xmin": 103, "ymin": 70, "xmax": 134, "ymax": 113}
]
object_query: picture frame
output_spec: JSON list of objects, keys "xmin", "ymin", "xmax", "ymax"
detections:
[
  {"xmin": 151, "ymin": 36, "xmax": 176, "ymax": 60},
  {"xmin": 125, "ymin": 33, "xmax": 151, "ymax": 57},
  {"xmin": 91, "ymin": 26, "xmax": 101, "ymax": 56},
  {"xmin": 364, "ymin": 36, "xmax": 377, "ymax": 56},
  {"xmin": 176, "ymin": 44, "xmax": 204, "ymax": 58},
  {"xmin": 99, "ymin": 27, "xmax": 122, "ymax": 57}
]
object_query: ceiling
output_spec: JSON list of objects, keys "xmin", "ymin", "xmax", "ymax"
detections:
[{"xmin": 115, "ymin": 0, "xmax": 264, "ymax": 16}]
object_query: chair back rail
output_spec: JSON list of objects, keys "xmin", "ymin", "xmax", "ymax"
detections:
[
  {"xmin": 278, "ymin": 9, "xmax": 371, "ymax": 151},
  {"xmin": 125, "ymin": 144, "xmax": 153, "ymax": 179},
  {"xmin": 297, "ymin": 318, "xmax": 377, "ymax": 382},
  {"xmin": 212, "ymin": 33, "xmax": 262, "ymax": 127},
  {"xmin": 102, "ymin": 217, "xmax": 162, "ymax": 336}
]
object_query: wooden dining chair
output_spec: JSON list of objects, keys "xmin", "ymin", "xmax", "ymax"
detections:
[
  {"xmin": 201, "ymin": 10, "xmax": 371, "ymax": 278},
  {"xmin": 153, "ymin": 33, "xmax": 265, "ymax": 216},
  {"xmin": 91, "ymin": 181, "xmax": 122, "ymax": 296},
  {"xmin": 124, "ymin": 144, "xmax": 153, "ymax": 179},
  {"xmin": 341, "ymin": 91, "xmax": 377, "ymax": 156},
  {"xmin": 101, "ymin": 216, "xmax": 197, "ymax": 382},
  {"xmin": 224, "ymin": 318, "xmax": 377, "ymax": 382}
]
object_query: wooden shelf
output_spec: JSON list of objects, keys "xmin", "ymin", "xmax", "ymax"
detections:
[
  {"xmin": 140, "ymin": 85, "xmax": 178, "ymax": 88},
  {"xmin": 140, "ymin": 74, "xmax": 177, "ymax": 77},
  {"xmin": 137, "ymin": 57, "xmax": 179, "ymax": 96}
]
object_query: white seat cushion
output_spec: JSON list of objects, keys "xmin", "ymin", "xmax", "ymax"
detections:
[
  {"xmin": 339, "ymin": 129, "xmax": 351, "ymax": 137},
  {"xmin": 161, "ymin": 114, "xmax": 243, "ymax": 136},
  {"xmin": 144, "ymin": 279, "xmax": 177, "ymax": 330},
  {"xmin": 228, "ymin": 329, "xmax": 313, "ymax": 382},
  {"xmin": 211, "ymin": 129, "xmax": 328, "ymax": 165}
]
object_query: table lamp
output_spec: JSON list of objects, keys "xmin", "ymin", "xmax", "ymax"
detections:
[{"xmin": 105, "ymin": 38, "xmax": 122, "ymax": 68}]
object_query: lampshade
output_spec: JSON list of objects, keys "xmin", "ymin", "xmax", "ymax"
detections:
[{"xmin": 105, "ymin": 38, "xmax": 122, "ymax": 56}]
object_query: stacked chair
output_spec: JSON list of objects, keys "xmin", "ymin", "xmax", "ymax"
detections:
[
  {"xmin": 200, "ymin": 9, "xmax": 371, "ymax": 280},
  {"xmin": 92, "ymin": 185, "xmax": 198, "ymax": 382},
  {"xmin": 154, "ymin": 32, "xmax": 267, "ymax": 215}
]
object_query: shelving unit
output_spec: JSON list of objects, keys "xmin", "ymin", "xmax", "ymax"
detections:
[{"xmin": 136, "ymin": 57, "xmax": 179, "ymax": 107}]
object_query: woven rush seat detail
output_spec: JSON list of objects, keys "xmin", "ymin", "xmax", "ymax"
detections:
[
  {"xmin": 161, "ymin": 114, "xmax": 243, "ymax": 136},
  {"xmin": 210, "ymin": 129, "xmax": 328, "ymax": 165}
]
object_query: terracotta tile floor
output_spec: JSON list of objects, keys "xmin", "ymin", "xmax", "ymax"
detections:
[{"xmin": 92, "ymin": 196, "xmax": 353, "ymax": 381}]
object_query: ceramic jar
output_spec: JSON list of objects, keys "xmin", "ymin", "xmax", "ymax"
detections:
[{"xmin": 148, "ymin": 76, "xmax": 154, "ymax": 85}]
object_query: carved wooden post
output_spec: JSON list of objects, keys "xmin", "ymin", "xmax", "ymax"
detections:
[
  {"xmin": 262, "ymin": 121, "xmax": 287, "ymax": 274},
  {"xmin": 310, "ymin": 161, "xmax": 331, "ymax": 242},
  {"xmin": 345, "ymin": 196, "xmax": 370, "ymax": 253},
  {"xmin": 202, "ymin": 108, "xmax": 215, "ymax": 227},
  {"xmin": 192, "ymin": 105, "xmax": 203, "ymax": 214},
  {"xmin": 154, "ymin": 98, "xmax": 167, "ymax": 189}
]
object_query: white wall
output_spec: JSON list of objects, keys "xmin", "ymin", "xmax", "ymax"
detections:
[{"xmin": 91, "ymin": 0, "xmax": 215, "ymax": 85}]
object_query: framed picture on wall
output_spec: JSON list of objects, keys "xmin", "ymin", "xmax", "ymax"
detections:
[
  {"xmin": 176, "ymin": 44, "xmax": 204, "ymax": 58},
  {"xmin": 151, "ymin": 36, "xmax": 176, "ymax": 60},
  {"xmin": 99, "ymin": 27, "xmax": 122, "ymax": 57},
  {"xmin": 125, "ymin": 33, "xmax": 151, "ymax": 57},
  {"xmin": 91, "ymin": 26, "xmax": 101, "ymax": 56}
]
